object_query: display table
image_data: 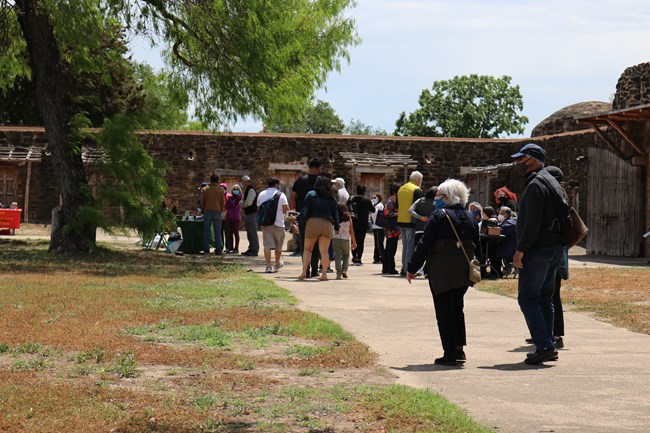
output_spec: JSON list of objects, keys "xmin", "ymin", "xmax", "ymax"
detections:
[
  {"xmin": 0, "ymin": 208, "xmax": 21, "ymax": 235},
  {"xmin": 176, "ymin": 220, "xmax": 215, "ymax": 254}
]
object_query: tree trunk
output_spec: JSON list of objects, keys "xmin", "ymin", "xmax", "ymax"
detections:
[{"xmin": 16, "ymin": 0, "xmax": 96, "ymax": 252}]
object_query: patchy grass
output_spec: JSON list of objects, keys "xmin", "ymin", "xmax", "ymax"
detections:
[
  {"xmin": 478, "ymin": 266, "xmax": 650, "ymax": 335},
  {"xmin": 0, "ymin": 237, "xmax": 491, "ymax": 433}
]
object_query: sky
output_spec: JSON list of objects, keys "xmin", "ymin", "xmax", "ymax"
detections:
[{"xmin": 129, "ymin": 0, "xmax": 650, "ymax": 137}]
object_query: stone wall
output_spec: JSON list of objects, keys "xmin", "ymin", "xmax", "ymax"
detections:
[
  {"xmin": 610, "ymin": 61, "xmax": 650, "ymax": 256},
  {"xmin": 1, "ymin": 126, "xmax": 607, "ymax": 227},
  {"xmin": 0, "ymin": 127, "xmax": 59, "ymax": 223},
  {"xmin": 613, "ymin": 62, "xmax": 650, "ymax": 109}
]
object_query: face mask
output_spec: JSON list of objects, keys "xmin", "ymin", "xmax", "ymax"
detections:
[
  {"xmin": 471, "ymin": 209, "xmax": 481, "ymax": 217},
  {"xmin": 498, "ymin": 214, "xmax": 506, "ymax": 222},
  {"xmin": 498, "ymin": 196, "xmax": 507, "ymax": 203},
  {"xmin": 232, "ymin": 190, "xmax": 240, "ymax": 195},
  {"xmin": 371, "ymin": 198, "xmax": 378, "ymax": 205},
  {"xmin": 434, "ymin": 198, "xmax": 446, "ymax": 209},
  {"xmin": 514, "ymin": 161, "xmax": 528, "ymax": 176}
]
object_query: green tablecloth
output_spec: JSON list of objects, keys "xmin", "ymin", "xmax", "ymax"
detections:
[{"xmin": 176, "ymin": 220, "xmax": 215, "ymax": 254}]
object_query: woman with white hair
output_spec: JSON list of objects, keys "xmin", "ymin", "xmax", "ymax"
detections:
[{"xmin": 406, "ymin": 179, "xmax": 481, "ymax": 367}]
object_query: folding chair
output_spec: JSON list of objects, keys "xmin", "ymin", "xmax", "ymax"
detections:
[{"xmin": 143, "ymin": 232, "xmax": 168, "ymax": 251}]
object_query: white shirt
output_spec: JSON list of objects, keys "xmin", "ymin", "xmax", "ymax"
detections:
[
  {"xmin": 256, "ymin": 187, "xmax": 288, "ymax": 228},
  {"xmin": 336, "ymin": 187, "xmax": 350, "ymax": 205},
  {"xmin": 370, "ymin": 202, "xmax": 385, "ymax": 229}
]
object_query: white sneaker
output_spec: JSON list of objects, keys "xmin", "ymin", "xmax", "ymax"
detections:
[
  {"xmin": 279, "ymin": 260, "xmax": 284, "ymax": 269},
  {"xmin": 272, "ymin": 264, "xmax": 279, "ymax": 273},
  {"xmin": 265, "ymin": 265, "xmax": 273, "ymax": 273}
]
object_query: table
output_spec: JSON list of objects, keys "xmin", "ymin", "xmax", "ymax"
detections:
[
  {"xmin": 0, "ymin": 208, "xmax": 21, "ymax": 235},
  {"xmin": 176, "ymin": 220, "xmax": 215, "ymax": 254}
]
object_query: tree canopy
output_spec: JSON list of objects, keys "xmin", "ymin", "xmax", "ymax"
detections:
[
  {"xmin": 345, "ymin": 118, "xmax": 387, "ymax": 136},
  {"xmin": 264, "ymin": 99, "xmax": 345, "ymax": 134},
  {"xmin": 0, "ymin": 0, "xmax": 358, "ymax": 252},
  {"xmin": 265, "ymin": 100, "xmax": 387, "ymax": 136},
  {"xmin": 394, "ymin": 74, "xmax": 529, "ymax": 138}
]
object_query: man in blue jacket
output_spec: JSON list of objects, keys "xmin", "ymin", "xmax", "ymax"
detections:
[{"xmin": 511, "ymin": 143, "xmax": 566, "ymax": 365}]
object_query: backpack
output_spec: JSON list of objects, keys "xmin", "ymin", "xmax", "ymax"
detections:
[
  {"xmin": 348, "ymin": 198, "xmax": 359, "ymax": 222},
  {"xmin": 256, "ymin": 191, "xmax": 281, "ymax": 226},
  {"xmin": 535, "ymin": 174, "xmax": 589, "ymax": 248}
]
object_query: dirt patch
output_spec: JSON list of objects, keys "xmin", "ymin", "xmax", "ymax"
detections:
[{"xmin": 479, "ymin": 266, "xmax": 650, "ymax": 335}]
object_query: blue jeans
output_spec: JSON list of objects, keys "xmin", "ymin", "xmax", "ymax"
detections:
[
  {"xmin": 203, "ymin": 211, "xmax": 223, "ymax": 254},
  {"xmin": 517, "ymin": 245, "xmax": 564, "ymax": 349},
  {"xmin": 400, "ymin": 226, "xmax": 416, "ymax": 272},
  {"xmin": 244, "ymin": 212, "xmax": 259, "ymax": 254}
]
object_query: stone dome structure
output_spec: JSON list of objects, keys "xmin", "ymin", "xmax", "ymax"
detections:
[{"xmin": 531, "ymin": 101, "xmax": 612, "ymax": 137}]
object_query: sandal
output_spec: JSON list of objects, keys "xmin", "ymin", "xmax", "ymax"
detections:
[
  {"xmin": 318, "ymin": 276, "xmax": 328, "ymax": 281},
  {"xmin": 298, "ymin": 274, "xmax": 307, "ymax": 280}
]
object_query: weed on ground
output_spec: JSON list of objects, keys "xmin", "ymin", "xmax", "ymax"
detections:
[{"xmin": 0, "ymin": 238, "xmax": 490, "ymax": 433}]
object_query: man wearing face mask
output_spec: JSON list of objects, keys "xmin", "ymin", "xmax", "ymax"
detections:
[{"xmin": 510, "ymin": 143, "xmax": 566, "ymax": 365}]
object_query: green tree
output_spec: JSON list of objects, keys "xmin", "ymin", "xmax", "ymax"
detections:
[
  {"xmin": 0, "ymin": 27, "xmax": 143, "ymax": 127},
  {"xmin": 132, "ymin": 63, "xmax": 188, "ymax": 130},
  {"xmin": 0, "ymin": 0, "xmax": 358, "ymax": 252},
  {"xmin": 394, "ymin": 74, "xmax": 529, "ymax": 138},
  {"xmin": 265, "ymin": 99, "xmax": 345, "ymax": 134},
  {"xmin": 345, "ymin": 118, "xmax": 387, "ymax": 136}
]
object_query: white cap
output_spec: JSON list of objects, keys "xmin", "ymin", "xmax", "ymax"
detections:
[{"xmin": 331, "ymin": 177, "xmax": 345, "ymax": 185}]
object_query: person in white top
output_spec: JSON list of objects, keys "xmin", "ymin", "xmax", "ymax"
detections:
[
  {"xmin": 256, "ymin": 177, "xmax": 289, "ymax": 273},
  {"xmin": 331, "ymin": 177, "xmax": 349, "ymax": 205},
  {"xmin": 369, "ymin": 193, "xmax": 385, "ymax": 264},
  {"xmin": 332, "ymin": 203, "xmax": 357, "ymax": 279}
]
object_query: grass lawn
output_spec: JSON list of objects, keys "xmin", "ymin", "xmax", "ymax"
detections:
[
  {"xmin": 0, "ymin": 238, "xmax": 493, "ymax": 433},
  {"xmin": 478, "ymin": 266, "xmax": 650, "ymax": 336}
]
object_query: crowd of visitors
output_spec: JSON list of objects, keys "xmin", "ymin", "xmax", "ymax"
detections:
[{"xmin": 180, "ymin": 144, "xmax": 572, "ymax": 366}]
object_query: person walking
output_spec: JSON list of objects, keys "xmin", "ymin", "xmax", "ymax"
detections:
[
  {"xmin": 332, "ymin": 203, "xmax": 357, "ymax": 279},
  {"xmin": 511, "ymin": 143, "xmax": 566, "ymax": 365},
  {"xmin": 348, "ymin": 184, "xmax": 375, "ymax": 266},
  {"xmin": 297, "ymin": 176, "xmax": 339, "ymax": 281},
  {"xmin": 406, "ymin": 179, "xmax": 480, "ymax": 367},
  {"xmin": 396, "ymin": 171, "xmax": 424, "ymax": 276},
  {"xmin": 257, "ymin": 177, "xmax": 289, "ymax": 273},
  {"xmin": 290, "ymin": 158, "xmax": 322, "ymax": 277},
  {"xmin": 200, "ymin": 174, "xmax": 225, "ymax": 256},
  {"xmin": 240, "ymin": 175, "xmax": 259, "ymax": 256}
]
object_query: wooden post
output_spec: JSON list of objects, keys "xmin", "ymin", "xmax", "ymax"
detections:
[{"xmin": 24, "ymin": 160, "xmax": 32, "ymax": 223}]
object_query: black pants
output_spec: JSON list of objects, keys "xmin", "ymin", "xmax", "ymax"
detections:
[
  {"xmin": 382, "ymin": 236, "xmax": 398, "ymax": 273},
  {"xmin": 373, "ymin": 228, "xmax": 385, "ymax": 262},
  {"xmin": 431, "ymin": 286, "xmax": 468, "ymax": 359},
  {"xmin": 553, "ymin": 273, "xmax": 564, "ymax": 336},
  {"xmin": 352, "ymin": 223, "xmax": 368, "ymax": 263}
]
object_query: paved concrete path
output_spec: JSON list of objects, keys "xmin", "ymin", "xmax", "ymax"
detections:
[{"xmin": 243, "ymin": 240, "xmax": 650, "ymax": 433}]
